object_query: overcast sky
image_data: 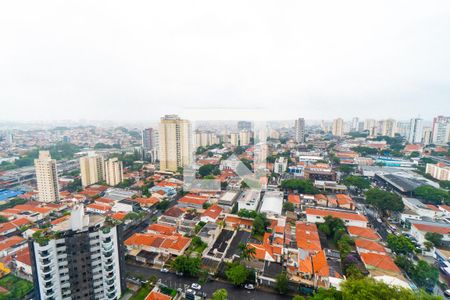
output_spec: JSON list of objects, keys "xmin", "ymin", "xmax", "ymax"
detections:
[{"xmin": 1, "ymin": 0, "xmax": 449, "ymax": 122}]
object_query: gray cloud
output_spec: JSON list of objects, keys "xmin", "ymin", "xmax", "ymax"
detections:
[{"xmin": 0, "ymin": 0, "xmax": 449, "ymax": 122}]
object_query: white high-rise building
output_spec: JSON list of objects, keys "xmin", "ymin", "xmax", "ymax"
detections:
[
  {"xmin": 30, "ymin": 205, "xmax": 125, "ymax": 300},
  {"xmin": 105, "ymin": 157, "xmax": 123, "ymax": 186},
  {"xmin": 423, "ymin": 127, "xmax": 433, "ymax": 146},
  {"xmin": 351, "ymin": 117, "xmax": 359, "ymax": 131},
  {"xmin": 34, "ymin": 151, "xmax": 59, "ymax": 203},
  {"xmin": 239, "ymin": 130, "xmax": 251, "ymax": 146},
  {"xmin": 432, "ymin": 116, "xmax": 450, "ymax": 145},
  {"xmin": 381, "ymin": 119, "xmax": 397, "ymax": 137},
  {"xmin": 396, "ymin": 121, "xmax": 410, "ymax": 137},
  {"xmin": 195, "ymin": 131, "xmax": 218, "ymax": 148},
  {"xmin": 158, "ymin": 115, "xmax": 193, "ymax": 172},
  {"xmin": 408, "ymin": 118, "xmax": 423, "ymax": 144},
  {"xmin": 230, "ymin": 133, "xmax": 239, "ymax": 146},
  {"xmin": 332, "ymin": 118, "xmax": 344, "ymax": 137},
  {"xmin": 80, "ymin": 152, "xmax": 105, "ymax": 188},
  {"xmin": 294, "ymin": 118, "xmax": 305, "ymax": 143},
  {"xmin": 142, "ymin": 128, "xmax": 154, "ymax": 150}
]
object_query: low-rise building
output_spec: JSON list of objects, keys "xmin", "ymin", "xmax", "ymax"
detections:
[
  {"xmin": 260, "ymin": 191, "xmax": 283, "ymax": 217},
  {"xmin": 237, "ymin": 189, "xmax": 261, "ymax": 211},
  {"xmin": 426, "ymin": 163, "xmax": 450, "ymax": 181},
  {"xmin": 306, "ymin": 208, "xmax": 368, "ymax": 227}
]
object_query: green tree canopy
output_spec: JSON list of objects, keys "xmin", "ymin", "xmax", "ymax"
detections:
[
  {"xmin": 365, "ymin": 188, "xmax": 404, "ymax": 214},
  {"xmin": 225, "ymin": 263, "xmax": 249, "ymax": 286},
  {"xmin": 413, "ymin": 185, "xmax": 449, "ymax": 205},
  {"xmin": 425, "ymin": 232, "xmax": 443, "ymax": 247},
  {"xmin": 281, "ymin": 179, "xmax": 319, "ymax": 194},
  {"xmin": 386, "ymin": 234, "xmax": 415, "ymax": 255},
  {"xmin": 343, "ymin": 176, "xmax": 371, "ymax": 190},
  {"xmin": 171, "ymin": 256, "xmax": 201, "ymax": 276},
  {"xmin": 212, "ymin": 289, "xmax": 228, "ymax": 300},
  {"xmin": 275, "ymin": 272, "xmax": 289, "ymax": 294}
]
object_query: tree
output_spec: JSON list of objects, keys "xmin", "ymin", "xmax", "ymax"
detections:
[
  {"xmin": 238, "ymin": 243, "xmax": 256, "ymax": 261},
  {"xmin": 339, "ymin": 165, "xmax": 355, "ymax": 175},
  {"xmin": 411, "ymin": 260, "xmax": 439, "ymax": 289},
  {"xmin": 199, "ymin": 164, "xmax": 216, "ymax": 177},
  {"xmin": 283, "ymin": 202, "xmax": 295, "ymax": 212},
  {"xmin": 275, "ymin": 272, "xmax": 289, "ymax": 294},
  {"xmin": 310, "ymin": 287, "xmax": 342, "ymax": 300},
  {"xmin": 339, "ymin": 277, "xmax": 440, "ymax": 300},
  {"xmin": 440, "ymin": 181, "xmax": 450, "ymax": 190},
  {"xmin": 252, "ymin": 213, "xmax": 270, "ymax": 236},
  {"xmin": 343, "ymin": 176, "xmax": 371, "ymax": 190},
  {"xmin": 171, "ymin": 256, "xmax": 201, "ymax": 276},
  {"xmin": 425, "ymin": 232, "xmax": 443, "ymax": 247},
  {"xmin": 280, "ymin": 179, "xmax": 319, "ymax": 194},
  {"xmin": 387, "ymin": 234, "xmax": 414, "ymax": 255},
  {"xmin": 0, "ymin": 216, "xmax": 9, "ymax": 223},
  {"xmin": 365, "ymin": 188, "xmax": 404, "ymax": 215},
  {"xmin": 213, "ymin": 289, "xmax": 228, "ymax": 300},
  {"xmin": 225, "ymin": 263, "xmax": 248, "ymax": 286},
  {"xmin": 292, "ymin": 296, "xmax": 305, "ymax": 300},
  {"xmin": 350, "ymin": 146, "xmax": 379, "ymax": 156},
  {"xmin": 413, "ymin": 185, "xmax": 449, "ymax": 205}
]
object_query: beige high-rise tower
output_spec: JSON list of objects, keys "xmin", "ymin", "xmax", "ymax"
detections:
[
  {"xmin": 34, "ymin": 151, "xmax": 60, "ymax": 202},
  {"xmin": 80, "ymin": 152, "xmax": 105, "ymax": 187},
  {"xmin": 332, "ymin": 118, "xmax": 344, "ymax": 137},
  {"xmin": 105, "ymin": 157, "xmax": 123, "ymax": 186},
  {"xmin": 159, "ymin": 115, "xmax": 192, "ymax": 172}
]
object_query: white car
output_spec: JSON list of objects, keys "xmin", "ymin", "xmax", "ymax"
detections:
[
  {"xmin": 191, "ymin": 283, "xmax": 202, "ymax": 290},
  {"xmin": 244, "ymin": 284, "xmax": 255, "ymax": 290},
  {"xmin": 160, "ymin": 268, "xmax": 169, "ymax": 273}
]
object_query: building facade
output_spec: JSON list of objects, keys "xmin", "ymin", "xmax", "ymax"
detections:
[
  {"xmin": 408, "ymin": 118, "xmax": 423, "ymax": 144},
  {"xmin": 158, "ymin": 115, "xmax": 193, "ymax": 172},
  {"xmin": 294, "ymin": 118, "xmax": 305, "ymax": 143},
  {"xmin": 34, "ymin": 151, "xmax": 60, "ymax": 203},
  {"xmin": 105, "ymin": 158, "xmax": 123, "ymax": 186},
  {"xmin": 332, "ymin": 118, "xmax": 344, "ymax": 137},
  {"xmin": 30, "ymin": 205, "xmax": 125, "ymax": 300},
  {"xmin": 432, "ymin": 116, "xmax": 450, "ymax": 145},
  {"xmin": 80, "ymin": 152, "xmax": 105, "ymax": 188}
]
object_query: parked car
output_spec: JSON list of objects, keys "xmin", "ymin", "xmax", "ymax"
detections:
[
  {"xmin": 176, "ymin": 271, "xmax": 184, "ymax": 276},
  {"xmin": 160, "ymin": 268, "xmax": 169, "ymax": 273},
  {"xmin": 191, "ymin": 283, "xmax": 202, "ymax": 290},
  {"xmin": 443, "ymin": 289, "xmax": 450, "ymax": 297},
  {"xmin": 186, "ymin": 289, "xmax": 196, "ymax": 295},
  {"xmin": 244, "ymin": 284, "xmax": 255, "ymax": 290}
]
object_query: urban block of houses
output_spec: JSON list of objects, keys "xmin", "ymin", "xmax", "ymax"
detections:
[
  {"xmin": 200, "ymin": 204, "xmax": 223, "ymax": 223},
  {"xmin": 347, "ymin": 226, "xmax": 381, "ymax": 241},
  {"xmin": 178, "ymin": 194, "xmax": 210, "ymax": 209},
  {"xmin": 409, "ymin": 220, "xmax": 450, "ymax": 246},
  {"xmin": 0, "ymin": 236, "xmax": 27, "ymax": 258},
  {"xmin": 125, "ymin": 232, "xmax": 191, "ymax": 258}
]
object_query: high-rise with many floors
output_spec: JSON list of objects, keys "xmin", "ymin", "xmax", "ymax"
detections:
[
  {"xmin": 34, "ymin": 151, "xmax": 60, "ymax": 203},
  {"xmin": 332, "ymin": 118, "xmax": 344, "ymax": 137},
  {"xmin": 432, "ymin": 116, "xmax": 450, "ymax": 145},
  {"xmin": 408, "ymin": 118, "xmax": 423, "ymax": 144},
  {"xmin": 29, "ymin": 205, "xmax": 125, "ymax": 300},
  {"xmin": 158, "ymin": 115, "xmax": 193, "ymax": 172},
  {"xmin": 294, "ymin": 118, "xmax": 305, "ymax": 143},
  {"xmin": 381, "ymin": 119, "xmax": 396, "ymax": 137},
  {"xmin": 105, "ymin": 157, "xmax": 123, "ymax": 186},
  {"xmin": 141, "ymin": 128, "xmax": 154, "ymax": 150},
  {"xmin": 80, "ymin": 152, "xmax": 105, "ymax": 188}
]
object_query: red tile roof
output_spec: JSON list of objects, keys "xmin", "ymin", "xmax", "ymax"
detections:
[
  {"xmin": 145, "ymin": 291, "xmax": 171, "ymax": 300},
  {"xmin": 360, "ymin": 252, "xmax": 400, "ymax": 273},
  {"xmin": 347, "ymin": 226, "xmax": 380, "ymax": 241},
  {"xmin": 288, "ymin": 194, "xmax": 301, "ymax": 205},
  {"xmin": 201, "ymin": 204, "xmax": 223, "ymax": 220},
  {"xmin": 412, "ymin": 223, "xmax": 450, "ymax": 235},
  {"xmin": 355, "ymin": 239, "xmax": 386, "ymax": 253},
  {"xmin": 0, "ymin": 236, "xmax": 25, "ymax": 252},
  {"xmin": 147, "ymin": 223, "xmax": 177, "ymax": 236},
  {"xmin": 125, "ymin": 233, "xmax": 190, "ymax": 252}
]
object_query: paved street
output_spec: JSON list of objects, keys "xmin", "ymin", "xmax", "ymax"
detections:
[{"xmin": 125, "ymin": 263, "xmax": 291, "ymax": 300}]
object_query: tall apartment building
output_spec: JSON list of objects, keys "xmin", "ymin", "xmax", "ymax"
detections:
[
  {"xmin": 396, "ymin": 121, "xmax": 410, "ymax": 137},
  {"xmin": 239, "ymin": 130, "xmax": 251, "ymax": 146},
  {"xmin": 432, "ymin": 116, "xmax": 450, "ymax": 145},
  {"xmin": 426, "ymin": 163, "xmax": 450, "ymax": 181},
  {"xmin": 423, "ymin": 127, "xmax": 433, "ymax": 145},
  {"xmin": 158, "ymin": 115, "xmax": 193, "ymax": 172},
  {"xmin": 381, "ymin": 119, "xmax": 396, "ymax": 137},
  {"xmin": 195, "ymin": 131, "xmax": 218, "ymax": 148},
  {"xmin": 141, "ymin": 128, "xmax": 154, "ymax": 150},
  {"xmin": 230, "ymin": 133, "xmax": 239, "ymax": 146},
  {"xmin": 30, "ymin": 205, "xmax": 125, "ymax": 300},
  {"xmin": 294, "ymin": 118, "xmax": 305, "ymax": 143},
  {"xmin": 408, "ymin": 118, "xmax": 423, "ymax": 144},
  {"xmin": 351, "ymin": 117, "xmax": 359, "ymax": 131},
  {"xmin": 105, "ymin": 158, "xmax": 123, "ymax": 186},
  {"xmin": 34, "ymin": 151, "xmax": 59, "ymax": 203},
  {"xmin": 332, "ymin": 118, "xmax": 344, "ymax": 137},
  {"xmin": 363, "ymin": 119, "xmax": 376, "ymax": 131},
  {"xmin": 80, "ymin": 152, "xmax": 105, "ymax": 188}
]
